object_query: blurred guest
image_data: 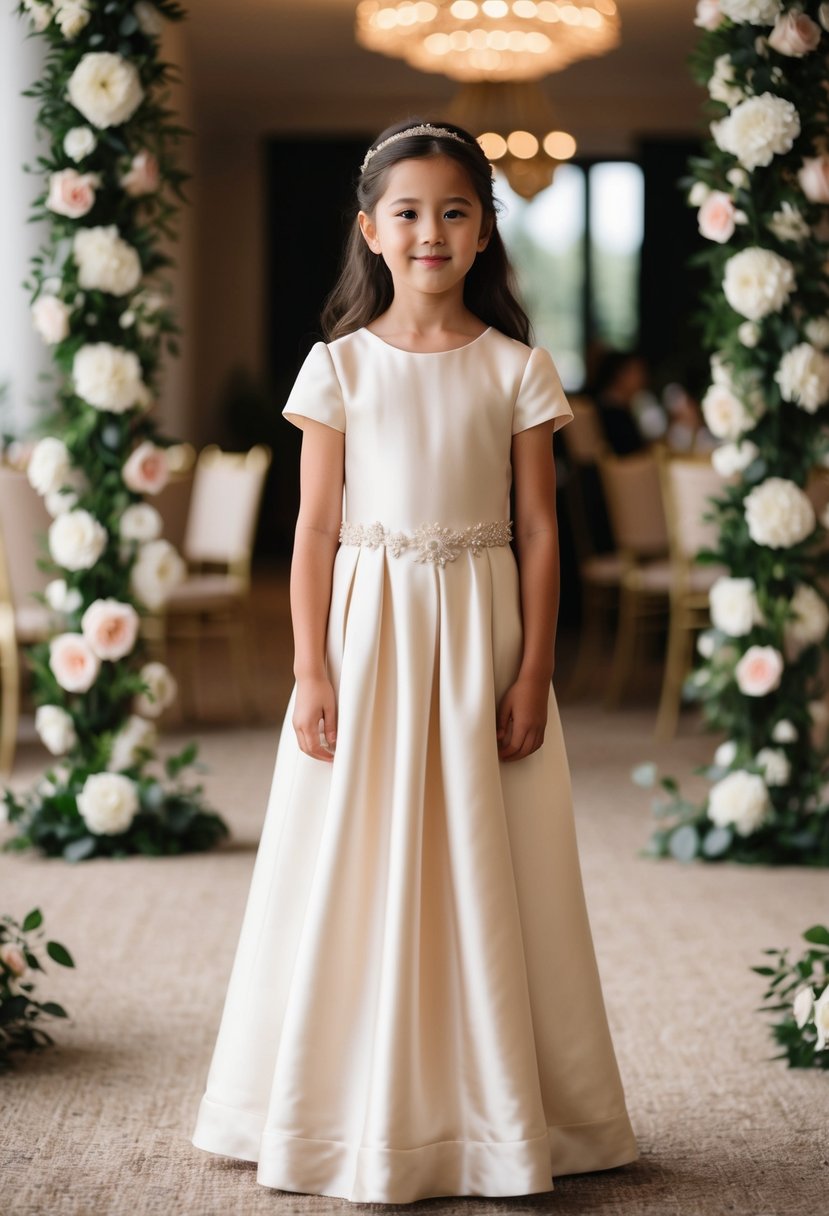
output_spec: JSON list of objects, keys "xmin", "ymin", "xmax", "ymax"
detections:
[{"xmin": 591, "ymin": 349, "xmax": 652, "ymax": 456}]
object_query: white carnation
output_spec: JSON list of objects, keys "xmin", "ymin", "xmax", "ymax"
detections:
[
  {"xmin": 55, "ymin": 0, "xmax": 90, "ymax": 39},
  {"xmin": 720, "ymin": 0, "xmax": 781, "ymax": 24},
  {"xmin": 73, "ymin": 225, "xmax": 142, "ymax": 296},
  {"xmin": 130, "ymin": 539, "xmax": 186, "ymax": 610},
  {"xmin": 107, "ymin": 714, "xmax": 157, "ymax": 773},
  {"xmin": 709, "ymin": 54, "xmax": 744, "ymax": 108},
  {"xmin": 711, "ymin": 439, "xmax": 759, "ymax": 476},
  {"xmin": 35, "ymin": 705, "xmax": 77, "ymax": 756},
  {"xmin": 723, "ymin": 247, "xmax": 795, "ymax": 319},
  {"xmin": 27, "ymin": 437, "xmax": 70, "ymax": 497},
  {"xmin": 66, "ymin": 52, "xmax": 144, "ymax": 130},
  {"xmin": 73, "ymin": 342, "xmax": 145, "ymax": 413},
  {"xmin": 32, "ymin": 295, "xmax": 71, "ymax": 345},
  {"xmin": 713, "ymin": 93, "xmax": 800, "ymax": 171},
  {"xmin": 768, "ymin": 201, "xmax": 810, "ymax": 244},
  {"xmin": 775, "ymin": 343, "xmax": 829, "ymax": 413},
  {"xmin": 709, "ymin": 576, "xmax": 761, "ymax": 636},
  {"xmin": 44, "ymin": 465, "xmax": 89, "ymax": 518},
  {"xmin": 48, "ymin": 508, "xmax": 107, "ymax": 570},
  {"xmin": 77, "ymin": 772, "xmax": 138, "ymax": 835},
  {"xmin": 701, "ymin": 383, "xmax": 757, "ymax": 440},
  {"xmin": 785, "ymin": 583, "xmax": 829, "ymax": 656},
  {"xmin": 755, "ymin": 747, "xmax": 791, "ymax": 786},
  {"xmin": 22, "ymin": 0, "xmax": 52, "ymax": 32},
  {"xmin": 744, "ymin": 478, "xmax": 815, "ymax": 548},
  {"xmin": 707, "ymin": 770, "xmax": 770, "ymax": 836},
  {"xmin": 805, "ymin": 317, "xmax": 829, "ymax": 349}
]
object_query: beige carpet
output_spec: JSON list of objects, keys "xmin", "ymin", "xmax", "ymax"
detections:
[{"xmin": 2, "ymin": 666, "xmax": 826, "ymax": 1214}]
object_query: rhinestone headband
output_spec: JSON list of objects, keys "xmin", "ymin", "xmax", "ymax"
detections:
[{"xmin": 360, "ymin": 124, "xmax": 473, "ymax": 174}]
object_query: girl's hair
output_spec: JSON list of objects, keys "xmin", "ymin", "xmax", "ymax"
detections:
[{"xmin": 320, "ymin": 117, "xmax": 533, "ymax": 346}]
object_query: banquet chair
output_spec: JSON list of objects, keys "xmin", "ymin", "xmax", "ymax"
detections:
[
  {"xmin": 155, "ymin": 444, "xmax": 272, "ymax": 721},
  {"xmin": 0, "ymin": 467, "xmax": 54, "ymax": 774},
  {"xmin": 558, "ymin": 396, "xmax": 626, "ymax": 698},
  {"xmin": 151, "ymin": 442, "xmax": 197, "ymax": 553},
  {"xmin": 596, "ymin": 448, "xmax": 670, "ymax": 709},
  {"xmin": 654, "ymin": 450, "xmax": 728, "ymax": 740}
]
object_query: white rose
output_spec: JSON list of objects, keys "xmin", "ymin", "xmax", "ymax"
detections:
[
  {"xmin": 73, "ymin": 342, "xmax": 145, "ymax": 413},
  {"xmin": 44, "ymin": 465, "xmax": 89, "ymax": 518},
  {"xmin": 130, "ymin": 539, "xmax": 186, "ymax": 610},
  {"xmin": 689, "ymin": 181, "xmax": 711, "ymax": 206},
  {"xmin": 793, "ymin": 986, "xmax": 815, "ymax": 1030},
  {"xmin": 63, "ymin": 125, "xmax": 96, "ymax": 161},
  {"xmin": 696, "ymin": 0, "xmax": 723, "ymax": 28},
  {"xmin": 106, "ymin": 714, "xmax": 157, "ymax": 773},
  {"xmin": 744, "ymin": 477, "xmax": 815, "ymax": 548},
  {"xmin": 27, "ymin": 437, "xmax": 70, "ymax": 496},
  {"xmin": 54, "ymin": 0, "xmax": 91, "ymax": 39},
  {"xmin": 767, "ymin": 202, "xmax": 810, "ymax": 245},
  {"xmin": 735, "ymin": 644, "xmax": 784, "ymax": 696},
  {"xmin": 22, "ymin": 0, "xmax": 52, "ymax": 32},
  {"xmin": 707, "ymin": 770, "xmax": 770, "ymax": 836},
  {"xmin": 134, "ymin": 661, "xmax": 178, "ymax": 718},
  {"xmin": 66, "ymin": 53, "xmax": 144, "ymax": 129},
  {"xmin": 720, "ymin": 0, "xmax": 781, "ymax": 22},
  {"xmin": 708, "ymin": 55, "xmax": 744, "ymax": 108},
  {"xmin": 727, "ymin": 166, "xmax": 750, "ymax": 189},
  {"xmin": 712, "ymin": 439, "xmax": 759, "ymax": 476},
  {"xmin": 723, "ymin": 247, "xmax": 795, "ymax": 320},
  {"xmin": 32, "ymin": 295, "xmax": 70, "ymax": 345},
  {"xmin": 35, "ymin": 705, "xmax": 77, "ymax": 755},
  {"xmin": 755, "ymin": 747, "xmax": 791, "ymax": 786},
  {"xmin": 697, "ymin": 630, "xmax": 717, "ymax": 658},
  {"xmin": 81, "ymin": 598, "xmax": 140, "ymax": 661},
  {"xmin": 48, "ymin": 508, "xmax": 107, "ymax": 570},
  {"xmin": 815, "ymin": 986, "xmax": 829, "ymax": 1051},
  {"xmin": 49, "ymin": 632, "xmax": 101, "ymax": 693},
  {"xmin": 712, "ymin": 93, "xmax": 800, "ymax": 172},
  {"xmin": 710, "ymin": 576, "xmax": 761, "ymax": 636},
  {"xmin": 73, "ymin": 225, "xmax": 142, "ymax": 296},
  {"xmin": 714, "ymin": 739, "xmax": 738, "ymax": 768},
  {"xmin": 45, "ymin": 578, "xmax": 83, "ymax": 615},
  {"xmin": 737, "ymin": 320, "xmax": 760, "ymax": 347},
  {"xmin": 784, "ymin": 583, "xmax": 829, "ymax": 657},
  {"xmin": 775, "ymin": 343, "xmax": 829, "ymax": 413},
  {"xmin": 77, "ymin": 771, "xmax": 138, "ymax": 834},
  {"xmin": 701, "ymin": 383, "xmax": 756, "ymax": 439},
  {"xmin": 119, "ymin": 503, "xmax": 162, "ymax": 542},
  {"xmin": 134, "ymin": 1, "xmax": 165, "ymax": 36},
  {"xmin": 805, "ymin": 318, "xmax": 829, "ymax": 350},
  {"xmin": 767, "ymin": 10, "xmax": 821, "ymax": 56},
  {"xmin": 771, "ymin": 719, "xmax": 797, "ymax": 743}
]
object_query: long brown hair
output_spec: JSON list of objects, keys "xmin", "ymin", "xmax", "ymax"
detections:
[{"xmin": 320, "ymin": 117, "xmax": 533, "ymax": 345}]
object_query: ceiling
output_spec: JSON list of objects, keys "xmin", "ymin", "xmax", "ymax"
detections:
[{"xmin": 188, "ymin": 0, "xmax": 705, "ymax": 151}]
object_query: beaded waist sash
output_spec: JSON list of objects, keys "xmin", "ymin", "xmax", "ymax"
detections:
[{"xmin": 338, "ymin": 519, "xmax": 513, "ymax": 566}]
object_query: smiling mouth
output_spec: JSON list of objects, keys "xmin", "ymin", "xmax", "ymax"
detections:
[{"xmin": 414, "ymin": 256, "xmax": 450, "ymax": 264}]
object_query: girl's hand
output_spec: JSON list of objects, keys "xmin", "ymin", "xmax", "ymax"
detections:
[
  {"xmin": 293, "ymin": 676, "xmax": 338, "ymax": 762},
  {"xmin": 496, "ymin": 674, "xmax": 550, "ymax": 762}
]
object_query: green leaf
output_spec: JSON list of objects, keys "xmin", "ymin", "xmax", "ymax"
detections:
[
  {"xmin": 803, "ymin": 925, "xmax": 829, "ymax": 947},
  {"xmin": 39, "ymin": 1001, "xmax": 68, "ymax": 1018},
  {"xmin": 46, "ymin": 941, "xmax": 75, "ymax": 968},
  {"xmin": 22, "ymin": 908, "xmax": 43, "ymax": 932}
]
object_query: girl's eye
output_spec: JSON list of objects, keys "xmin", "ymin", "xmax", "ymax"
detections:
[{"xmin": 395, "ymin": 209, "xmax": 468, "ymax": 220}]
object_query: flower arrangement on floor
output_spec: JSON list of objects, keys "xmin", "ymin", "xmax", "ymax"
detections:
[
  {"xmin": 753, "ymin": 923, "xmax": 829, "ymax": 1068},
  {"xmin": 638, "ymin": 0, "xmax": 829, "ymax": 865},
  {"xmin": 2, "ymin": 1, "xmax": 229, "ymax": 859},
  {"xmin": 1, "ymin": 907, "xmax": 74, "ymax": 1070}
]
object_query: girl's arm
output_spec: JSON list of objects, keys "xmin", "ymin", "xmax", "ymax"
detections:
[
  {"xmin": 289, "ymin": 419, "xmax": 345, "ymax": 761},
  {"xmin": 497, "ymin": 419, "xmax": 560, "ymax": 761}
]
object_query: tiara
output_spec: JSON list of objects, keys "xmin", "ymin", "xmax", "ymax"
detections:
[{"xmin": 360, "ymin": 124, "xmax": 473, "ymax": 174}]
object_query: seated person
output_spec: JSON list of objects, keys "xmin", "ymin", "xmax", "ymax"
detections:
[{"xmin": 590, "ymin": 349, "xmax": 650, "ymax": 456}]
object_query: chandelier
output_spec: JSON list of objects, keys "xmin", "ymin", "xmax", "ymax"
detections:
[{"xmin": 355, "ymin": 0, "xmax": 620, "ymax": 82}]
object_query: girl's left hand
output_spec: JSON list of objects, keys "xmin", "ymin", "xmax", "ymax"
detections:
[{"xmin": 496, "ymin": 674, "xmax": 550, "ymax": 762}]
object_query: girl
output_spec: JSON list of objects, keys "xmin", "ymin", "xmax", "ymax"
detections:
[{"xmin": 191, "ymin": 118, "xmax": 638, "ymax": 1204}]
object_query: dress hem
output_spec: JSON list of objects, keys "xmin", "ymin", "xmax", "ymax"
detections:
[{"xmin": 191, "ymin": 1093, "xmax": 639, "ymax": 1204}]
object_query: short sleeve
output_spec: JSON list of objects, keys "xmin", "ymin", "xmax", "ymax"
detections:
[
  {"xmin": 512, "ymin": 346, "xmax": 573, "ymax": 435},
  {"xmin": 281, "ymin": 341, "xmax": 346, "ymax": 433}
]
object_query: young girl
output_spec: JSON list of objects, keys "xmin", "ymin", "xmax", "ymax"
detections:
[{"xmin": 191, "ymin": 118, "xmax": 638, "ymax": 1204}]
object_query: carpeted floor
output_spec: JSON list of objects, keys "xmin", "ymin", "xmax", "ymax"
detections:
[{"xmin": 1, "ymin": 590, "xmax": 826, "ymax": 1215}]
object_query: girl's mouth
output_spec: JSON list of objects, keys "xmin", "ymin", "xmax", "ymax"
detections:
[{"xmin": 414, "ymin": 256, "xmax": 450, "ymax": 267}]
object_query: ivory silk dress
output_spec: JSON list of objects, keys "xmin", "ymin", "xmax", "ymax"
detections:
[{"xmin": 191, "ymin": 324, "xmax": 638, "ymax": 1204}]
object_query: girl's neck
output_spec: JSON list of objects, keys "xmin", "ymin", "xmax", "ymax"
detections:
[{"xmin": 369, "ymin": 299, "xmax": 486, "ymax": 341}]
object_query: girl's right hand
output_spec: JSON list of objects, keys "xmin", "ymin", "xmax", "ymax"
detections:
[{"xmin": 292, "ymin": 676, "xmax": 338, "ymax": 762}]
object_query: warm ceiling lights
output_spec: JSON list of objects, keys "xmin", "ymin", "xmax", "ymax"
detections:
[{"xmin": 355, "ymin": 0, "xmax": 620, "ymax": 81}]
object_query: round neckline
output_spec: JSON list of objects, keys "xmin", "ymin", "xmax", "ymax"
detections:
[{"xmin": 361, "ymin": 325, "xmax": 493, "ymax": 355}]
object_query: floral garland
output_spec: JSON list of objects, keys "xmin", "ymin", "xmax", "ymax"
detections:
[
  {"xmin": 1, "ymin": 907, "xmax": 74, "ymax": 1069},
  {"xmin": 1, "ymin": 1, "xmax": 229, "ymax": 859},
  {"xmin": 753, "ymin": 923, "xmax": 829, "ymax": 1068},
  {"xmin": 639, "ymin": 0, "xmax": 829, "ymax": 865}
]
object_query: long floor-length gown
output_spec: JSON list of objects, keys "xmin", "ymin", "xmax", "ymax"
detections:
[{"xmin": 191, "ymin": 324, "xmax": 639, "ymax": 1204}]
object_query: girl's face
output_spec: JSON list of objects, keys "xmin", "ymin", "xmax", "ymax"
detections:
[{"xmin": 358, "ymin": 155, "xmax": 491, "ymax": 300}]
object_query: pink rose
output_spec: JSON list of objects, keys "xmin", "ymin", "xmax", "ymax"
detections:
[
  {"xmin": 31, "ymin": 295, "xmax": 70, "ymax": 345},
  {"xmin": 695, "ymin": 0, "xmax": 722, "ymax": 30},
  {"xmin": 120, "ymin": 150, "xmax": 160, "ymax": 197},
  {"xmin": 799, "ymin": 155, "xmax": 829, "ymax": 204},
  {"xmin": 46, "ymin": 168, "xmax": 99, "ymax": 219},
  {"xmin": 81, "ymin": 598, "xmax": 140, "ymax": 661},
  {"xmin": 768, "ymin": 11, "xmax": 821, "ymax": 57},
  {"xmin": 0, "ymin": 943, "xmax": 27, "ymax": 977},
  {"xmin": 122, "ymin": 441, "xmax": 170, "ymax": 495},
  {"xmin": 735, "ymin": 645, "xmax": 784, "ymax": 697},
  {"xmin": 698, "ymin": 191, "xmax": 737, "ymax": 243},
  {"xmin": 49, "ymin": 632, "xmax": 101, "ymax": 693}
]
